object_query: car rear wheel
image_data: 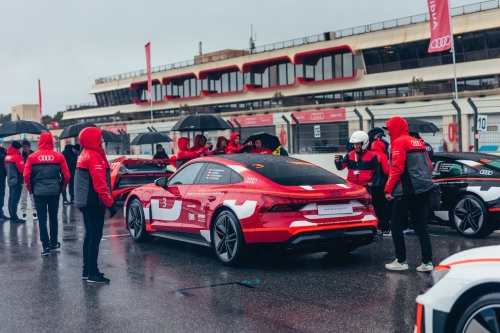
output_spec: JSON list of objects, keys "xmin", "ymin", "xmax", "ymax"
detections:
[
  {"xmin": 453, "ymin": 292, "xmax": 500, "ymax": 333},
  {"xmin": 451, "ymin": 195, "xmax": 491, "ymax": 238},
  {"xmin": 127, "ymin": 199, "xmax": 153, "ymax": 242},
  {"xmin": 211, "ymin": 210, "xmax": 246, "ymax": 266}
]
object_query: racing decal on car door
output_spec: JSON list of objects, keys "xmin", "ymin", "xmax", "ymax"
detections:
[
  {"xmin": 223, "ymin": 200, "xmax": 257, "ymax": 219},
  {"xmin": 151, "ymin": 199, "xmax": 182, "ymax": 221},
  {"xmin": 466, "ymin": 186, "xmax": 500, "ymax": 202}
]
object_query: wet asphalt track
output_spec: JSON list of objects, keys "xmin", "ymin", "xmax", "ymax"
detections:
[{"xmin": 0, "ymin": 200, "xmax": 499, "ymax": 333}]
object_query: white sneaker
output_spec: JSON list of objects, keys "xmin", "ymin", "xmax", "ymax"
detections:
[
  {"xmin": 403, "ymin": 228, "xmax": 415, "ymax": 234},
  {"xmin": 33, "ymin": 213, "xmax": 38, "ymax": 220},
  {"xmin": 22, "ymin": 214, "xmax": 27, "ymax": 221},
  {"xmin": 385, "ymin": 259, "xmax": 409, "ymax": 271},
  {"xmin": 416, "ymin": 262, "xmax": 433, "ymax": 272},
  {"xmin": 383, "ymin": 231, "xmax": 392, "ymax": 237}
]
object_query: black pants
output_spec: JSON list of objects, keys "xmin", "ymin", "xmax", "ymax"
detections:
[
  {"xmin": 391, "ymin": 191, "xmax": 433, "ymax": 264},
  {"xmin": 8, "ymin": 185, "xmax": 22, "ymax": 220},
  {"xmin": 34, "ymin": 194, "xmax": 60, "ymax": 248},
  {"xmin": 80, "ymin": 206, "xmax": 105, "ymax": 276},
  {"xmin": 62, "ymin": 174, "xmax": 75, "ymax": 202},
  {"xmin": 371, "ymin": 186, "xmax": 389, "ymax": 231},
  {"xmin": 0, "ymin": 175, "xmax": 6, "ymax": 216}
]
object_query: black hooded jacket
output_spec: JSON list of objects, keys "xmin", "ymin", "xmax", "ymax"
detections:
[{"xmin": 62, "ymin": 145, "xmax": 77, "ymax": 175}]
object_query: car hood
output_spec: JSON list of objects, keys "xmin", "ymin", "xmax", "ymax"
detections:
[{"xmin": 440, "ymin": 245, "xmax": 500, "ymax": 266}]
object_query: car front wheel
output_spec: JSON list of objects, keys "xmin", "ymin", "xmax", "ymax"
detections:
[
  {"xmin": 127, "ymin": 198, "xmax": 153, "ymax": 242},
  {"xmin": 453, "ymin": 292, "xmax": 500, "ymax": 333},
  {"xmin": 211, "ymin": 210, "xmax": 246, "ymax": 266},
  {"xmin": 451, "ymin": 195, "xmax": 491, "ymax": 238}
]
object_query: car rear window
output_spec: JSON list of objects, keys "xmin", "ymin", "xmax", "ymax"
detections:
[
  {"xmin": 246, "ymin": 160, "xmax": 344, "ymax": 186},
  {"xmin": 123, "ymin": 164, "xmax": 165, "ymax": 171}
]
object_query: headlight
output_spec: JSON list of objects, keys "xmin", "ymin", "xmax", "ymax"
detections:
[{"xmin": 421, "ymin": 265, "xmax": 450, "ymax": 294}]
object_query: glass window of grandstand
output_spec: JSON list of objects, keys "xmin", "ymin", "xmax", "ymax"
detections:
[
  {"xmin": 250, "ymin": 61, "xmax": 295, "ymax": 89},
  {"xmin": 457, "ymin": 76, "xmax": 496, "ymax": 91},
  {"xmin": 96, "ymin": 88, "xmax": 137, "ymax": 107},
  {"xmin": 300, "ymin": 50, "xmax": 354, "ymax": 83},
  {"xmin": 205, "ymin": 69, "xmax": 243, "ymax": 94},
  {"xmin": 292, "ymin": 122, "xmax": 348, "ymax": 154}
]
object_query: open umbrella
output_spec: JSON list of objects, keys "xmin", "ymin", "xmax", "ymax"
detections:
[
  {"xmin": 130, "ymin": 132, "xmax": 172, "ymax": 145},
  {"xmin": 242, "ymin": 132, "xmax": 281, "ymax": 152},
  {"xmin": 101, "ymin": 130, "xmax": 122, "ymax": 143},
  {"xmin": 0, "ymin": 120, "xmax": 48, "ymax": 138},
  {"xmin": 59, "ymin": 122, "xmax": 95, "ymax": 139},
  {"xmin": 404, "ymin": 118, "xmax": 440, "ymax": 134},
  {"xmin": 170, "ymin": 114, "xmax": 231, "ymax": 132}
]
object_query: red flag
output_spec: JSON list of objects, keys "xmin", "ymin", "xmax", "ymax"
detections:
[
  {"xmin": 145, "ymin": 42, "xmax": 152, "ymax": 102},
  {"xmin": 38, "ymin": 79, "xmax": 42, "ymax": 121},
  {"xmin": 427, "ymin": 0, "xmax": 452, "ymax": 53}
]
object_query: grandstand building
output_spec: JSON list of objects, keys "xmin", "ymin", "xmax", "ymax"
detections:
[{"xmin": 62, "ymin": 0, "xmax": 500, "ymax": 159}]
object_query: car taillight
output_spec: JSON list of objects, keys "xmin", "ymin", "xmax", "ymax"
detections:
[{"xmin": 259, "ymin": 196, "xmax": 310, "ymax": 213}]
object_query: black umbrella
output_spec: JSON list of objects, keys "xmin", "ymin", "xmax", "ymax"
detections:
[
  {"xmin": 130, "ymin": 132, "xmax": 172, "ymax": 145},
  {"xmin": 242, "ymin": 132, "xmax": 281, "ymax": 152},
  {"xmin": 101, "ymin": 130, "xmax": 122, "ymax": 143},
  {"xmin": 170, "ymin": 114, "xmax": 231, "ymax": 132},
  {"xmin": 404, "ymin": 118, "xmax": 440, "ymax": 134},
  {"xmin": 0, "ymin": 120, "xmax": 48, "ymax": 138},
  {"xmin": 59, "ymin": 122, "xmax": 95, "ymax": 139}
]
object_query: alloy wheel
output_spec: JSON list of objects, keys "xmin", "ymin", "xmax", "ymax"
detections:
[
  {"xmin": 213, "ymin": 214, "xmax": 238, "ymax": 262},
  {"xmin": 128, "ymin": 202, "xmax": 143, "ymax": 239},
  {"xmin": 462, "ymin": 305, "xmax": 500, "ymax": 333},
  {"xmin": 454, "ymin": 198, "xmax": 484, "ymax": 235}
]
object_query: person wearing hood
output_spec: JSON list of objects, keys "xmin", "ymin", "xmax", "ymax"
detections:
[
  {"xmin": 20, "ymin": 141, "xmax": 37, "ymax": 220},
  {"xmin": 0, "ymin": 144, "xmax": 8, "ymax": 221},
  {"xmin": 176, "ymin": 137, "xmax": 209, "ymax": 169},
  {"xmin": 383, "ymin": 116, "xmax": 435, "ymax": 272},
  {"xmin": 225, "ymin": 133, "xmax": 252, "ymax": 154},
  {"xmin": 189, "ymin": 135, "xmax": 212, "ymax": 155},
  {"xmin": 24, "ymin": 133, "xmax": 70, "ymax": 256},
  {"xmin": 370, "ymin": 140, "xmax": 391, "ymax": 236},
  {"xmin": 75, "ymin": 127, "xmax": 117, "ymax": 283},
  {"xmin": 367, "ymin": 127, "xmax": 390, "ymax": 152},
  {"xmin": 5, "ymin": 141, "xmax": 25, "ymax": 223},
  {"xmin": 62, "ymin": 144, "xmax": 80, "ymax": 204},
  {"xmin": 250, "ymin": 139, "xmax": 272, "ymax": 154},
  {"xmin": 211, "ymin": 136, "xmax": 228, "ymax": 155}
]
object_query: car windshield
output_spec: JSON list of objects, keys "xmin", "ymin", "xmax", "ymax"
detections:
[{"xmin": 246, "ymin": 160, "xmax": 344, "ymax": 186}]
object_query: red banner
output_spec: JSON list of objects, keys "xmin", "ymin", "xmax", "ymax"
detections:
[
  {"xmin": 427, "ymin": 0, "xmax": 452, "ymax": 53},
  {"xmin": 145, "ymin": 42, "xmax": 152, "ymax": 101},
  {"xmin": 230, "ymin": 114, "xmax": 274, "ymax": 127},
  {"xmin": 102, "ymin": 125, "xmax": 127, "ymax": 134},
  {"xmin": 291, "ymin": 109, "xmax": 346, "ymax": 124},
  {"xmin": 38, "ymin": 79, "xmax": 42, "ymax": 121}
]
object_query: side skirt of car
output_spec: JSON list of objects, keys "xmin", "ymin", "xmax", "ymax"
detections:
[{"xmin": 149, "ymin": 231, "xmax": 211, "ymax": 247}]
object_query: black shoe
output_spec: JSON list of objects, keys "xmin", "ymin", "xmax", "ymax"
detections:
[
  {"xmin": 41, "ymin": 248, "xmax": 51, "ymax": 256},
  {"xmin": 11, "ymin": 218, "xmax": 25, "ymax": 223},
  {"xmin": 0, "ymin": 214, "xmax": 10, "ymax": 220},
  {"xmin": 70, "ymin": 200, "xmax": 75, "ymax": 204},
  {"xmin": 82, "ymin": 271, "xmax": 104, "ymax": 280},
  {"xmin": 50, "ymin": 242, "xmax": 61, "ymax": 250},
  {"xmin": 87, "ymin": 274, "xmax": 110, "ymax": 283}
]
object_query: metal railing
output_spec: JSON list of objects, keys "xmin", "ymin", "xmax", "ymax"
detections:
[
  {"xmin": 66, "ymin": 102, "xmax": 99, "ymax": 111},
  {"xmin": 335, "ymin": 0, "xmax": 500, "ymax": 38}
]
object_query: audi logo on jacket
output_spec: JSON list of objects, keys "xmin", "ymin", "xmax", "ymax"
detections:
[
  {"xmin": 335, "ymin": 149, "xmax": 382, "ymax": 187},
  {"xmin": 23, "ymin": 132, "xmax": 71, "ymax": 196},
  {"xmin": 384, "ymin": 117, "xmax": 434, "ymax": 197},
  {"xmin": 5, "ymin": 145, "xmax": 24, "ymax": 187},
  {"xmin": 74, "ymin": 127, "xmax": 114, "ymax": 208}
]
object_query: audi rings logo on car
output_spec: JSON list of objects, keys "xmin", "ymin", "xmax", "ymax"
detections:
[
  {"xmin": 480, "ymin": 169, "xmax": 493, "ymax": 176},
  {"xmin": 310, "ymin": 113, "xmax": 324, "ymax": 121},
  {"xmin": 38, "ymin": 155, "xmax": 55, "ymax": 161},
  {"xmin": 245, "ymin": 118, "xmax": 257, "ymax": 125},
  {"xmin": 410, "ymin": 140, "xmax": 422, "ymax": 147},
  {"xmin": 244, "ymin": 177, "xmax": 257, "ymax": 184},
  {"xmin": 430, "ymin": 35, "xmax": 451, "ymax": 49},
  {"xmin": 329, "ymin": 191, "xmax": 342, "ymax": 196}
]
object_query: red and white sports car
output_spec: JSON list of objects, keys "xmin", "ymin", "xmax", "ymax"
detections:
[
  {"xmin": 123, "ymin": 154, "xmax": 378, "ymax": 265},
  {"xmin": 110, "ymin": 156, "xmax": 174, "ymax": 201}
]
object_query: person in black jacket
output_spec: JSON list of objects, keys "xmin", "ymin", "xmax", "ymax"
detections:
[
  {"xmin": 5, "ymin": 141, "xmax": 24, "ymax": 223},
  {"xmin": 0, "ymin": 145, "xmax": 8, "ymax": 220},
  {"xmin": 153, "ymin": 144, "xmax": 169, "ymax": 159},
  {"xmin": 62, "ymin": 144, "xmax": 79, "ymax": 204}
]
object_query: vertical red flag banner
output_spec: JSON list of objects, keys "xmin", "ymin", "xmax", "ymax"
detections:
[
  {"xmin": 145, "ymin": 42, "xmax": 152, "ymax": 102},
  {"xmin": 38, "ymin": 79, "xmax": 42, "ymax": 121},
  {"xmin": 427, "ymin": 0, "xmax": 452, "ymax": 53}
]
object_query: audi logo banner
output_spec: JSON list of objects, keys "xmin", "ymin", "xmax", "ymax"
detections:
[
  {"xmin": 230, "ymin": 114, "xmax": 274, "ymax": 127},
  {"xmin": 427, "ymin": 0, "xmax": 452, "ymax": 53},
  {"xmin": 291, "ymin": 109, "xmax": 346, "ymax": 124}
]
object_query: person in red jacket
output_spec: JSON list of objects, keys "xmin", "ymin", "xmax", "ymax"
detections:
[
  {"xmin": 250, "ymin": 139, "xmax": 272, "ymax": 154},
  {"xmin": 176, "ymin": 137, "xmax": 209, "ymax": 168},
  {"xmin": 225, "ymin": 132, "xmax": 252, "ymax": 154},
  {"xmin": 334, "ymin": 131, "xmax": 381, "ymax": 190},
  {"xmin": 383, "ymin": 116, "xmax": 435, "ymax": 272},
  {"xmin": 211, "ymin": 136, "xmax": 228, "ymax": 155},
  {"xmin": 5, "ymin": 141, "xmax": 25, "ymax": 223},
  {"xmin": 24, "ymin": 132, "xmax": 70, "ymax": 256},
  {"xmin": 75, "ymin": 127, "xmax": 117, "ymax": 283},
  {"xmin": 370, "ymin": 139, "xmax": 391, "ymax": 236},
  {"xmin": 188, "ymin": 135, "xmax": 212, "ymax": 155}
]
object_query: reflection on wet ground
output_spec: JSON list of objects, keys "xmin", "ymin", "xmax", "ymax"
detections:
[{"xmin": 0, "ymin": 201, "xmax": 498, "ymax": 332}]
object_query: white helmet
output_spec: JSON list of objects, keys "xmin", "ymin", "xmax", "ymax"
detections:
[{"xmin": 349, "ymin": 131, "xmax": 369, "ymax": 150}]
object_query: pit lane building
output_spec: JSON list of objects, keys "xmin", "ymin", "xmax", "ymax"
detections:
[{"xmin": 62, "ymin": 0, "xmax": 500, "ymax": 159}]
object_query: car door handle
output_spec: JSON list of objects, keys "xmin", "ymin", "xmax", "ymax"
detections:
[
  {"xmin": 208, "ymin": 196, "xmax": 216, "ymax": 202},
  {"xmin": 174, "ymin": 195, "xmax": 182, "ymax": 200}
]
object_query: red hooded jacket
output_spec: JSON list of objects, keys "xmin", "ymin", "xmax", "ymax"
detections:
[
  {"xmin": 188, "ymin": 134, "xmax": 208, "ymax": 154},
  {"xmin": 74, "ymin": 127, "xmax": 114, "ymax": 208},
  {"xmin": 211, "ymin": 136, "xmax": 227, "ymax": 154},
  {"xmin": 250, "ymin": 146, "xmax": 272, "ymax": 154},
  {"xmin": 225, "ymin": 133, "xmax": 245, "ymax": 154},
  {"xmin": 384, "ymin": 116, "xmax": 434, "ymax": 196},
  {"xmin": 177, "ymin": 137, "xmax": 207, "ymax": 168},
  {"xmin": 24, "ymin": 132, "xmax": 70, "ymax": 196},
  {"xmin": 5, "ymin": 145, "xmax": 25, "ymax": 187},
  {"xmin": 371, "ymin": 140, "xmax": 390, "ymax": 176}
]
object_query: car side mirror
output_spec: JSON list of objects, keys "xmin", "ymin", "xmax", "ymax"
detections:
[{"xmin": 154, "ymin": 177, "xmax": 168, "ymax": 189}]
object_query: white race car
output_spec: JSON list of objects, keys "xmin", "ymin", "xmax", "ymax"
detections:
[{"xmin": 415, "ymin": 245, "xmax": 500, "ymax": 333}]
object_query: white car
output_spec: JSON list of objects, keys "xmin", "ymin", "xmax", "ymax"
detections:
[{"xmin": 415, "ymin": 245, "xmax": 500, "ymax": 332}]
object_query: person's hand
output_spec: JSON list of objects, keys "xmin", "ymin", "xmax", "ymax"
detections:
[
  {"xmin": 385, "ymin": 193, "xmax": 394, "ymax": 201},
  {"xmin": 334, "ymin": 155, "xmax": 341, "ymax": 162},
  {"xmin": 205, "ymin": 143, "xmax": 212, "ymax": 149},
  {"xmin": 108, "ymin": 205, "xmax": 118, "ymax": 218},
  {"xmin": 245, "ymin": 141, "xmax": 253, "ymax": 146}
]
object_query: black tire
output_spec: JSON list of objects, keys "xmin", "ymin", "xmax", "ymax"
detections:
[
  {"xmin": 127, "ymin": 198, "xmax": 153, "ymax": 242},
  {"xmin": 211, "ymin": 210, "xmax": 246, "ymax": 266},
  {"xmin": 453, "ymin": 292, "xmax": 500, "ymax": 333},
  {"xmin": 450, "ymin": 194, "xmax": 492, "ymax": 238}
]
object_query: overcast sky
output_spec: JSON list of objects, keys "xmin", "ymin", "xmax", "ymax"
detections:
[{"xmin": 0, "ymin": 0, "xmax": 482, "ymax": 116}]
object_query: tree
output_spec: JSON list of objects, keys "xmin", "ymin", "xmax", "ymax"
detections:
[
  {"xmin": 0, "ymin": 114, "xmax": 11, "ymax": 124},
  {"xmin": 410, "ymin": 77, "xmax": 425, "ymax": 92},
  {"xmin": 271, "ymin": 91, "xmax": 285, "ymax": 105}
]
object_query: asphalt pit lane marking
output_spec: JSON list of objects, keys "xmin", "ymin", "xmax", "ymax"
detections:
[{"xmin": 173, "ymin": 279, "xmax": 261, "ymax": 297}]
